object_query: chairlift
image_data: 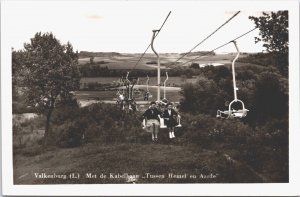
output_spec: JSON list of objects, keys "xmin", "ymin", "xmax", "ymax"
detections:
[
  {"xmin": 142, "ymin": 26, "xmax": 182, "ymax": 130},
  {"xmin": 159, "ymin": 108, "xmax": 182, "ymax": 128},
  {"xmin": 163, "ymin": 72, "xmax": 168, "ymax": 100},
  {"xmin": 125, "ymin": 72, "xmax": 132, "ymax": 100},
  {"xmin": 116, "ymin": 77, "xmax": 125, "ymax": 105},
  {"xmin": 176, "ymin": 114, "xmax": 182, "ymax": 127},
  {"xmin": 216, "ymin": 41, "xmax": 249, "ymax": 119},
  {"xmin": 160, "ymin": 72, "xmax": 182, "ymax": 128},
  {"xmin": 144, "ymin": 75, "xmax": 153, "ymax": 100},
  {"xmin": 120, "ymin": 72, "xmax": 137, "ymax": 113},
  {"xmin": 216, "ymin": 100, "xmax": 249, "ymax": 118}
]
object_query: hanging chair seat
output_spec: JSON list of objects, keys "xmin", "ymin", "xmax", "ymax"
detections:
[{"xmin": 216, "ymin": 99, "xmax": 249, "ymax": 119}]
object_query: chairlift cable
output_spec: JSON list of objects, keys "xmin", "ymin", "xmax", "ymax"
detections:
[
  {"xmin": 131, "ymin": 11, "xmax": 171, "ymax": 71},
  {"xmin": 179, "ymin": 27, "xmax": 258, "ymax": 67},
  {"xmin": 173, "ymin": 11, "xmax": 241, "ymax": 64}
]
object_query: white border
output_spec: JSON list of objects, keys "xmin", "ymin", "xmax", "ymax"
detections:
[{"xmin": 1, "ymin": 0, "xmax": 300, "ymax": 196}]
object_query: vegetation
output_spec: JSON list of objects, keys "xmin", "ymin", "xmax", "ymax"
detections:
[
  {"xmin": 78, "ymin": 51, "xmax": 121, "ymax": 58},
  {"xmin": 12, "ymin": 32, "xmax": 81, "ymax": 145},
  {"xmin": 249, "ymin": 11, "xmax": 288, "ymax": 76},
  {"xmin": 79, "ymin": 63, "xmax": 202, "ymax": 78},
  {"xmin": 14, "ymin": 101, "xmax": 288, "ymax": 183}
]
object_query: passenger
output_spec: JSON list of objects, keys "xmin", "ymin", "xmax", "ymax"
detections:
[
  {"xmin": 163, "ymin": 103, "xmax": 179, "ymax": 139},
  {"xmin": 142, "ymin": 101, "xmax": 161, "ymax": 142}
]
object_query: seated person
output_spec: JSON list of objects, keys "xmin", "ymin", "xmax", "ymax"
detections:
[
  {"xmin": 162, "ymin": 103, "xmax": 179, "ymax": 139},
  {"xmin": 142, "ymin": 101, "xmax": 161, "ymax": 142}
]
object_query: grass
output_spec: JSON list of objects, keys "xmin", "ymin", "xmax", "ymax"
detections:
[{"xmin": 13, "ymin": 141, "xmax": 266, "ymax": 184}]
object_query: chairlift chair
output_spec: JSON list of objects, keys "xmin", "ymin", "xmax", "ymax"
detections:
[
  {"xmin": 145, "ymin": 75, "xmax": 153, "ymax": 99},
  {"xmin": 216, "ymin": 99, "xmax": 249, "ymax": 119},
  {"xmin": 216, "ymin": 41, "xmax": 249, "ymax": 119},
  {"xmin": 175, "ymin": 114, "xmax": 182, "ymax": 127}
]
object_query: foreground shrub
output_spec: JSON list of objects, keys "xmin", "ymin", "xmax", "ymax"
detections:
[{"xmin": 180, "ymin": 113, "xmax": 252, "ymax": 146}]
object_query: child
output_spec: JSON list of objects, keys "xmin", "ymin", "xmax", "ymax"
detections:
[{"xmin": 163, "ymin": 103, "xmax": 178, "ymax": 139}]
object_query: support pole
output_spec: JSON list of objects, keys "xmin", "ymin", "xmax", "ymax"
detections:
[
  {"xmin": 163, "ymin": 72, "xmax": 169, "ymax": 100},
  {"xmin": 126, "ymin": 72, "xmax": 131, "ymax": 100},
  {"xmin": 146, "ymin": 75, "xmax": 149, "ymax": 92},
  {"xmin": 231, "ymin": 41, "xmax": 240, "ymax": 101},
  {"xmin": 151, "ymin": 30, "xmax": 161, "ymax": 102}
]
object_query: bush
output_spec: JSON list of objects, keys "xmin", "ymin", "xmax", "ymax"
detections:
[
  {"xmin": 51, "ymin": 103, "xmax": 144, "ymax": 147},
  {"xmin": 12, "ymin": 102, "xmax": 37, "ymax": 114},
  {"xmin": 13, "ymin": 115, "xmax": 45, "ymax": 148},
  {"xmin": 180, "ymin": 78, "xmax": 228, "ymax": 115},
  {"xmin": 54, "ymin": 116, "xmax": 93, "ymax": 147},
  {"xmin": 180, "ymin": 113, "xmax": 252, "ymax": 146}
]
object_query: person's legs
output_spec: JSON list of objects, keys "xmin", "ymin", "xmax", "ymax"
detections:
[
  {"xmin": 154, "ymin": 123, "xmax": 159, "ymax": 141},
  {"xmin": 168, "ymin": 127, "xmax": 172, "ymax": 138},
  {"xmin": 151, "ymin": 123, "xmax": 155, "ymax": 141},
  {"xmin": 171, "ymin": 127, "xmax": 175, "ymax": 138}
]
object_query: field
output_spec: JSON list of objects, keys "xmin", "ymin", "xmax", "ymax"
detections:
[
  {"xmin": 78, "ymin": 53, "xmax": 250, "ymax": 70},
  {"xmin": 77, "ymin": 76, "xmax": 198, "ymax": 104},
  {"xmin": 80, "ymin": 76, "xmax": 198, "ymax": 86}
]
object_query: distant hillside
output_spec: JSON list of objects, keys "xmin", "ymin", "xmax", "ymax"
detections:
[
  {"xmin": 181, "ymin": 51, "xmax": 215, "ymax": 57},
  {"xmin": 79, "ymin": 51, "xmax": 122, "ymax": 58},
  {"xmin": 79, "ymin": 51, "xmax": 216, "ymax": 59}
]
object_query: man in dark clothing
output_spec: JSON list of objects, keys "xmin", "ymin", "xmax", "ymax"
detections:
[{"xmin": 142, "ymin": 101, "xmax": 161, "ymax": 141}]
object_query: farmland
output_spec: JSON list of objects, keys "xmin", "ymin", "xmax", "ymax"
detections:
[{"xmin": 78, "ymin": 52, "xmax": 250, "ymax": 69}]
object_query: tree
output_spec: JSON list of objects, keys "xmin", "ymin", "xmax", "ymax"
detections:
[
  {"xmin": 12, "ymin": 49, "xmax": 25, "ymax": 101},
  {"xmin": 251, "ymin": 71, "xmax": 288, "ymax": 124},
  {"xmin": 249, "ymin": 11, "xmax": 288, "ymax": 75},
  {"xmin": 90, "ymin": 56, "xmax": 94, "ymax": 64},
  {"xmin": 16, "ymin": 32, "xmax": 80, "ymax": 145},
  {"xmin": 180, "ymin": 77, "xmax": 228, "ymax": 115},
  {"xmin": 190, "ymin": 63, "xmax": 200, "ymax": 69}
]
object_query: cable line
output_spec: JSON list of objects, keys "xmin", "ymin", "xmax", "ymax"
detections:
[
  {"xmin": 173, "ymin": 11, "xmax": 241, "ymax": 64},
  {"xmin": 178, "ymin": 27, "xmax": 258, "ymax": 67},
  {"xmin": 131, "ymin": 11, "xmax": 171, "ymax": 71}
]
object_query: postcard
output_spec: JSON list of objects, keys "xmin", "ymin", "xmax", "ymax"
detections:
[{"xmin": 1, "ymin": 0, "xmax": 300, "ymax": 196}]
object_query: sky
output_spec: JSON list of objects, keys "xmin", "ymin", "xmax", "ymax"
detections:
[{"xmin": 3, "ymin": 1, "xmax": 274, "ymax": 54}]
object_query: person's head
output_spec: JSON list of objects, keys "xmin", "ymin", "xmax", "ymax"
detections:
[
  {"xmin": 167, "ymin": 103, "xmax": 173, "ymax": 110},
  {"xmin": 150, "ymin": 101, "xmax": 156, "ymax": 109}
]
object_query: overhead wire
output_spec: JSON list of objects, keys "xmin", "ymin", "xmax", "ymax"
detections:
[
  {"xmin": 130, "ymin": 11, "xmax": 171, "ymax": 71},
  {"xmin": 177, "ymin": 27, "xmax": 258, "ymax": 67},
  {"xmin": 173, "ymin": 11, "xmax": 241, "ymax": 64}
]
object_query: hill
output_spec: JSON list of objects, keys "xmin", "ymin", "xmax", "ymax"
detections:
[{"xmin": 14, "ymin": 142, "xmax": 267, "ymax": 184}]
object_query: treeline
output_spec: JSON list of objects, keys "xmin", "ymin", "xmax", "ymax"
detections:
[
  {"xmin": 79, "ymin": 51, "xmax": 215, "ymax": 59},
  {"xmin": 180, "ymin": 51, "xmax": 215, "ymax": 56},
  {"xmin": 79, "ymin": 64, "xmax": 202, "ymax": 78},
  {"xmin": 79, "ymin": 51, "xmax": 121, "ymax": 59}
]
